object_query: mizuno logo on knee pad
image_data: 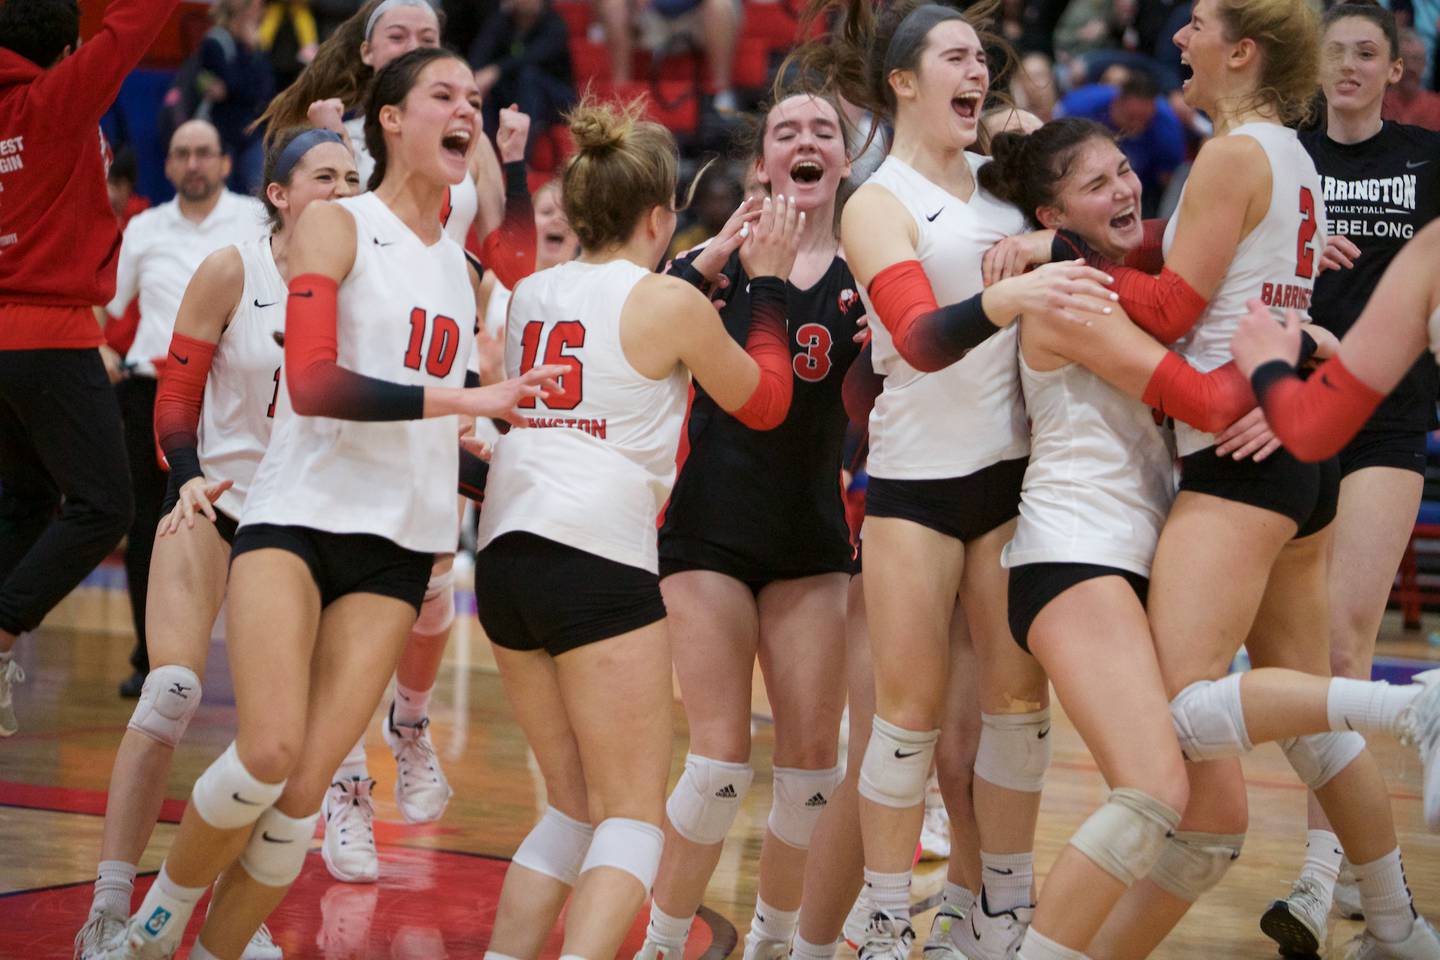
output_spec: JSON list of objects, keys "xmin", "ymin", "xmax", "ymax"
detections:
[{"xmin": 167, "ymin": 682, "xmax": 191, "ymax": 698}]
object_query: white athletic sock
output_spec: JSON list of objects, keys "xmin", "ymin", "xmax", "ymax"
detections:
[
  {"xmin": 646, "ymin": 902, "xmax": 694, "ymax": 951},
  {"xmin": 393, "ymin": 681, "xmax": 433, "ymax": 726},
  {"xmin": 1352, "ymin": 849, "xmax": 1417, "ymax": 943},
  {"xmin": 748, "ymin": 896, "xmax": 800, "ymax": 945},
  {"xmin": 1017, "ymin": 928, "xmax": 1085, "ymax": 960},
  {"xmin": 981, "ymin": 851, "xmax": 1034, "ymax": 913},
  {"xmin": 132, "ymin": 864, "xmax": 205, "ymax": 945},
  {"xmin": 337, "ymin": 732, "xmax": 368, "ymax": 781},
  {"xmin": 941, "ymin": 880, "xmax": 976, "ymax": 916},
  {"xmin": 791, "ymin": 932, "xmax": 838, "ymax": 960},
  {"xmin": 1299, "ymin": 829, "xmax": 1343, "ymax": 901},
  {"xmin": 92, "ymin": 860, "xmax": 136, "ymax": 917},
  {"xmin": 862, "ymin": 867, "xmax": 911, "ymax": 920},
  {"xmin": 1327, "ymin": 679, "xmax": 1420, "ymax": 738}
]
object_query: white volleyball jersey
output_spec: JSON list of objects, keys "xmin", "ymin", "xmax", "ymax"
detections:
[
  {"xmin": 475, "ymin": 259, "xmax": 690, "ymax": 573},
  {"xmin": 858, "ymin": 154, "xmax": 1030, "ymax": 480},
  {"xmin": 471, "ymin": 279, "xmax": 512, "ymax": 446},
  {"xmin": 1165, "ymin": 123, "xmax": 1325, "ymax": 456},
  {"xmin": 242, "ymin": 192, "xmax": 474, "ymax": 552},
  {"xmin": 198, "ymin": 237, "xmax": 286, "ymax": 520},
  {"xmin": 1003, "ymin": 350, "xmax": 1177, "ymax": 577},
  {"xmin": 347, "ymin": 115, "xmax": 479, "ymax": 247}
]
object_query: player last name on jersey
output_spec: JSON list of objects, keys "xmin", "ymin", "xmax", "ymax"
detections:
[
  {"xmin": 1259, "ymin": 280, "xmax": 1313, "ymax": 311},
  {"xmin": 526, "ymin": 415, "xmax": 608, "ymax": 438}
]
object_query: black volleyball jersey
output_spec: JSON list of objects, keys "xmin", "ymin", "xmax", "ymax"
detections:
[
  {"xmin": 659, "ymin": 246, "xmax": 867, "ymax": 575},
  {"xmin": 1301, "ymin": 122, "xmax": 1440, "ymax": 431}
]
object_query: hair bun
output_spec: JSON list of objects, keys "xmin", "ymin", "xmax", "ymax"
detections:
[{"xmin": 568, "ymin": 99, "xmax": 639, "ymax": 156}]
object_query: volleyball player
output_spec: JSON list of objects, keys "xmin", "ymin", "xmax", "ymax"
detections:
[
  {"xmin": 98, "ymin": 48, "xmax": 564, "ymax": 959},
  {"xmin": 784, "ymin": 4, "xmax": 1117, "ymax": 957},
  {"xmin": 73, "ymin": 127, "xmax": 360, "ymax": 960},
  {"xmin": 472, "ymin": 93, "xmax": 803, "ymax": 960}
]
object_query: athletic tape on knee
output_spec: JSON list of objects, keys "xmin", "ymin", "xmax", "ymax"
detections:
[
  {"xmin": 239, "ymin": 806, "xmax": 319, "ymax": 887},
  {"xmin": 128, "ymin": 664, "xmax": 202, "ymax": 748},
  {"xmin": 768, "ymin": 764, "xmax": 845, "ymax": 849},
  {"xmin": 512, "ymin": 806, "xmax": 595, "ymax": 886},
  {"xmin": 974, "ymin": 709, "xmax": 1052, "ymax": 793},
  {"xmin": 190, "ymin": 742, "xmax": 286, "ymax": 829},
  {"xmin": 413, "ymin": 569, "xmax": 456, "ymax": 635},
  {"xmin": 579, "ymin": 817, "xmax": 664, "ymax": 891},
  {"xmin": 665, "ymin": 754, "xmax": 754, "ymax": 844},
  {"xmin": 1068, "ymin": 788, "xmax": 1181, "ymax": 887},
  {"xmin": 858, "ymin": 715, "xmax": 939, "ymax": 809},
  {"xmin": 1279, "ymin": 731, "xmax": 1367, "ymax": 791},
  {"xmin": 1168, "ymin": 677, "xmax": 1253, "ymax": 762},
  {"xmin": 1148, "ymin": 830, "xmax": 1244, "ymax": 902}
]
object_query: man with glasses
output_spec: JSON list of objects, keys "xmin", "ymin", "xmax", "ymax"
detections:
[{"xmin": 104, "ymin": 118, "xmax": 264, "ymax": 697}]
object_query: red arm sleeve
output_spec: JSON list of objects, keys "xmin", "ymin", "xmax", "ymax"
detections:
[
  {"xmin": 1253, "ymin": 357, "xmax": 1386, "ymax": 462},
  {"xmin": 1053, "ymin": 228, "xmax": 1206, "ymax": 344},
  {"xmin": 867, "ymin": 260, "xmax": 1000, "ymax": 372},
  {"xmin": 1141, "ymin": 353, "xmax": 1255, "ymax": 434},
  {"xmin": 479, "ymin": 161, "xmax": 537, "ymax": 289},
  {"xmin": 731, "ymin": 277, "xmax": 794, "ymax": 430},
  {"xmin": 152, "ymin": 332, "xmax": 216, "ymax": 478},
  {"xmin": 1126, "ymin": 219, "xmax": 1168, "ymax": 273},
  {"xmin": 842, "ymin": 340, "xmax": 883, "ymax": 427}
]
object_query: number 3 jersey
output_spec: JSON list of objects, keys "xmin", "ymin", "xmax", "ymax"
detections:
[
  {"xmin": 242, "ymin": 193, "xmax": 474, "ymax": 553},
  {"xmin": 475, "ymin": 259, "xmax": 690, "ymax": 573}
]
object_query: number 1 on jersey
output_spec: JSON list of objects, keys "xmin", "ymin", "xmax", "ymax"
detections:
[{"xmin": 517, "ymin": 320, "xmax": 585, "ymax": 409}]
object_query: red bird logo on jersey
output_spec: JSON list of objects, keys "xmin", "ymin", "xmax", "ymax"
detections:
[{"xmin": 837, "ymin": 288, "xmax": 859, "ymax": 315}]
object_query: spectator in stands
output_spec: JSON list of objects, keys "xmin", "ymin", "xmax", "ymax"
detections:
[
  {"xmin": 103, "ymin": 149, "xmax": 148, "ymax": 363},
  {"xmin": 199, "ymin": 0, "xmax": 275, "ymax": 194},
  {"xmin": 1056, "ymin": 71, "xmax": 1185, "ymax": 216},
  {"xmin": 443, "ymin": 0, "xmax": 490, "ymax": 58},
  {"xmin": 104, "ymin": 119, "xmax": 266, "ymax": 697},
  {"xmin": 1054, "ymin": 0, "xmax": 1141, "ymax": 66},
  {"xmin": 668, "ymin": 163, "xmax": 741, "ymax": 258},
  {"xmin": 1385, "ymin": 27, "xmax": 1440, "ymax": 130},
  {"xmin": 1011, "ymin": 51, "xmax": 1059, "ymax": 121},
  {"xmin": 470, "ymin": 0, "xmax": 576, "ymax": 151},
  {"xmin": 595, "ymin": 0, "xmax": 741, "ymax": 114},
  {"xmin": 259, "ymin": 0, "xmax": 321, "ymax": 90}
]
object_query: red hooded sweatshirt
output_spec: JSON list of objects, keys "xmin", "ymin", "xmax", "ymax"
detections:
[{"xmin": 0, "ymin": 0, "xmax": 179, "ymax": 349}]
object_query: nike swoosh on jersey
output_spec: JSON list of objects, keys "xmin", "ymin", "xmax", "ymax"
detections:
[
  {"xmin": 373, "ymin": 237, "xmax": 397, "ymax": 247},
  {"xmin": 926, "ymin": 208, "xmax": 943, "ymax": 222},
  {"xmin": 254, "ymin": 298, "xmax": 278, "ymax": 308},
  {"xmin": 1408, "ymin": 160, "xmax": 1432, "ymax": 169}
]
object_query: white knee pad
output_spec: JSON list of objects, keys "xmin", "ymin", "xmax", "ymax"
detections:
[
  {"xmin": 190, "ymin": 742, "xmax": 286, "ymax": 829},
  {"xmin": 974, "ymin": 709, "xmax": 1052, "ymax": 793},
  {"xmin": 513, "ymin": 806, "xmax": 595, "ymax": 886},
  {"xmin": 127, "ymin": 664, "xmax": 202, "ymax": 748},
  {"xmin": 579, "ymin": 817, "xmax": 664, "ymax": 891},
  {"xmin": 413, "ymin": 569, "xmax": 456, "ymax": 635},
  {"xmin": 1279, "ymin": 731, "xmax": 1367, "ymax": 791},
  {"xmin": 858, "ymin": 715, "xmax": 938, "ymax": 809},
  {"xmin": 768, "ymin": 764, "xmax": 844, "ymax": 849},
  {"xmin": 1169, "ymin": 676, "xmax": 1253, "ymax": 762},
  {"xmin": 1069, "ymin": 788, "xmax": 1182, "ymax": 887},
  {"xmin": 665, "ymin": 754, "xmax": 754, "ymax": 844},
  {"xmin": 239, "ymin": 805, "xmax": 320, "ymax": 887},
  {"xmin": 1148, "ymin": 830, "xmax": 1244, "ymax": 902}
]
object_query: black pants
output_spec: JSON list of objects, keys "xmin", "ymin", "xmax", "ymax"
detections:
[
  {"xmin": 0, "ymin": 349, "xmax": 133, "ymax": 637},
  {"xmin": 116, "ymin": 375, "xmax": 167, "ymax": 675}
]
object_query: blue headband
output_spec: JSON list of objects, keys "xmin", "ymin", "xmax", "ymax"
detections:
[
  {"xmin": 273, "ymin": 128, "xmax": 346, "ymax": 183},
  {"xmin": 883, "ymin": 4, "xmax": 967, "ymax": 81}
]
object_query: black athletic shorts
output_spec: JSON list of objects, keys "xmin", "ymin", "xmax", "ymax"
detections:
[
  {"xmin": 475, "ymin": 531, "xmax": 668, "ymax": 657},
  {"xmin": 1178, "ymin": 446, "xmax": 1334, "ymax": 536},
  {"xmin": 1007, "ymin": 562, "xmax": 1149, "ymax": 653},
  {"xmin": 159, "ymin": 492, "xmax": 239, "ymax": 545},
  {"xmin": 1338, "ymin": 428, "xmax": 1429, "ymax": 478},
  {"xmin": 1298, "ymin": 457, "xmax": 1340, "ymax": 540},
  {"xmin": 864, "ymin": 457, "xmax": 1027, "ymax": 543},
  {"xmin": 658, "ymin": 539, "xmax": 851, "ymax": 595},
  {"xmin": 230, "ymin": 523, "xmax": 432, "ymax": 614}
]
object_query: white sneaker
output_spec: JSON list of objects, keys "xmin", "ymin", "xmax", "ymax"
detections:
[
  {"xmin": 74, "ymin": 908, "xmax": 125, "ymax": 959},
  {"xmin": 959, "ymin": 890, "xmax": 1032, "ymax": 960},
  {"xmin": 1260, "ymin": 875, "xmax": 1329, "ymax": 958},
  {"xmin": 923, "ymin": 904, "xmax": 973, "ymax": 960},
  {"xmin": 857, "ymin": 910, "xmax": 916, "ymax": 960},
  {"xmin": 1343, "ymin": 916, "xmax": 1440, "ymax": 959},
  {"xmin": 0, "ymin": 655, "xmax": 25, "ymax": 737},
  {"xmin": 241, "ymin": 923, "xmax": 284, "ymax": 960},
  {"xmin": 633, "ymin": 939, "xmax": 682, "ymax": 960},
  {"xmin": 383, "ymin": 704, "xmax": 453, "ymax": 824},
  {"xmin": 742, "ymin": 934, "xmax": 790, "ymax": 960},
  {"xmin": 316, "ymin": 883, "xmax": 379, "ymax": 958},
  {"xmin": 1397, "ymin": 669, "xmax": 1440, "ymax": 830},
  {"xmin": 93, "ymin": 916, "xmax": 178, "ymax": 960},
  {"xmin": 1335, "ymin": 863, "xmax": 1366, "ymax": 922},
  {"xmin": 321, "ymin": 777, "xmax": 379, "ymax": 883},
  {"xmin": 843, "ymin": 894, "xmax": 872, "ymax": 950}
]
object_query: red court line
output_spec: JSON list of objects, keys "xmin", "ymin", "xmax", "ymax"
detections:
[{"xmin": 0, "ymin": 781, "xmax": 188, "ymax": 822}]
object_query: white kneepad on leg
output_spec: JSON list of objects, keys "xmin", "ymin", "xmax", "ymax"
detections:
[
  {"xmin": 1068, "ymin": 788, "xmax": 1182, "ymax": 887},
  {"xmin": 190, "ymin": 742, "xmax": 286, "ymax": 829},
  {"xmin": 513, "ymin": 806, "xmax": 595, "ymax": 886},
  {"xmin": 768, "ymin": 764, "xmax": 844, "ymax": 849},
  {"xmin": 413, "ymin": 569, "xmax": 456, "ymax": 636},
  {"xmin": 1148, "ymin": 830, "xmax": 1244, "ymax": 902},
  {"xmin": 1279, "ymin": 731, "xmax": 1366, "ymax": 791},
  {"xmin": 128, "ymin": 664, "xmax": 202, "ymax": 748},
  {"xmin": 858, "ymin": 715, "xmax": 938, "ymax": 808},
  {"xmin": 580, "ymin": 817, "xmax": 664, "ymax": 891},
  {"xmin": 974, "ymin": 709, "xmax": 1052, "ymax": 793},
  {"xmin": 666, "ymin": 754, "xmax": 754, "ymax": 844},
  {"xmin": 240, "ymin": 806, "xmax": 320, "ymax": 887},
  {"xmin": 1169, "ymin": 676, "xmax": 1252, "ymax": 762}
]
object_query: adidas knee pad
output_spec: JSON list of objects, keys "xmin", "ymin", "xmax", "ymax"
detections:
[
  {"xmin": 858, "ymin": 715, "xmax": 938, "ymax": 809},
  {"xmin": 768, "ymin": 764, "xmax": 844, "ymax": 849},
  {"xmin": 1279, "ymin": 731, "xmax": 1366, "ymax": 791},
  {"xmin": 239, "ymin": 805, "xmax": 320, "ymax": 887},
  {"xmin": 1169, "ymin": 676, "xmax": 1253, "ymax": 762},
  {"xmin": 580, "ymin": 817, "xmax": 664, "ymax": 891},
  {"xmin": 974, "ymin": 709, "xmax": 1052, "ymax": 793},
  {"xmin": 190, "ymin": 742, "xmax": 286, "ymax": 830},
  {"xmin": 513, "ymin": 806, "xmax": 595, "ymax": 886},
  {"xmin": 128, "ymin": 664, "xmax": 202, "ymax": 748},
  {"xmin": 666, "ymin": 754, "xmax": 754, "ymax": 844},
  {"xmin": 1069, "ymin": 788, "xmax": 1182, "ymax": 887},
  {"xmin": 413, "ymin": 569, "xmax": 456, "ymax": 636},
  {"xmin": 1148, "ymin": 830, "xmax": 1244, "ymax": 902}
]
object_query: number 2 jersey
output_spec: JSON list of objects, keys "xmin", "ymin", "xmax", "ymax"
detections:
[
  {"xmin": 659, "ymin": 247, "xmax": 866, "ymax": 579},
  {"xmin": 241, "ymin": 192, "xmax": 474, "ymax": 553}
]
